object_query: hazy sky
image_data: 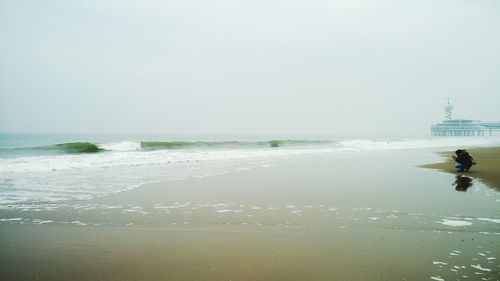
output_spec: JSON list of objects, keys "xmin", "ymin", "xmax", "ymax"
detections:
[{"xmin": 1, "ymin": 0, "xmax": 499, "ymax": 135}]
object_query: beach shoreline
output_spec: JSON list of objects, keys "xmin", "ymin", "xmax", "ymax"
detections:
[
  {"xmin": 420, "ymin": 146, "xmax": 500, "ymax": 191},
  {"xmin": 1, "ymin": 149, "xmax": 499, "ymax": 281}
]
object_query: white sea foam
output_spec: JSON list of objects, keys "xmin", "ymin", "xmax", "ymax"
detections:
[
  {"xmin": 98, "ymin": 141, "xmax": 141, "ymax": 151},
  {"xmin": 339, "ymin": 137, "xmax": 500, "ymax": 151},
  {"xmin": 2, "ymin": 137, "xmax": 500, "ymax": 174},
  {"xmin": 1, "ymin": 136, "xmax": 499, "ymax": 206},
  {"xmin": 34, "ymin": 219, "xmax": 53, "ymax": 224},
  {"xmin": 0, "ymin": 147, "xmax": 330, "ymax": 174},
  {"xmin": 477, "ymin": 218, "xmax": 500, "ymax": 224},
  {"xmin": 0, "ymin": 218, "xmax": 23, "ymax": 221},
  {"xmin": 438, "ymin": 219, "xmax": 472, "ymax": 227},
  {"xmin": 470, "ymin": 264, "xmax": 491, "ymax": 272},
  {"xmin": 216, "ymin": 209, "xmax": 242, "ymax": 213},
  {"xmin": 122, "ymin": 209, "xmax": 149, "ymax": 215}
]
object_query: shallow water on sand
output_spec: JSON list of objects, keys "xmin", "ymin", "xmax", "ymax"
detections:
[{"xmin": 0, "ymin": 149, "xmax": 499, "ymax": 280}]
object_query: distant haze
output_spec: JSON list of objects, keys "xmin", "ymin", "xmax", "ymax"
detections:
[{"xmin": 1, "ymin": 0, "xmax": 499, "ymax": 135}]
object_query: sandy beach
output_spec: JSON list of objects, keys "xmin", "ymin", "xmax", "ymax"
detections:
[
  {"xmin": 1, "ymin": 149, "xmax": 499, "ymax": 281},
  {"xmin": 2, "ymin": 0, "xmax": 500, "ymax": 279},
  {"xmin": 422, "ymin": 147, "xmax": 500, "ymax": 191}
]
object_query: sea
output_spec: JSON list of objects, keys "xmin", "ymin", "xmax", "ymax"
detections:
[{"xmin": 1, "ymin": 132, "xmax": 500, "ymax": 206}]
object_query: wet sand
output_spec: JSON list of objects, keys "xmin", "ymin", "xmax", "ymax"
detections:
[
  {"xmin": 421, "ymin": 147, "xmax": 500, "ymax": 191},
  {"xmin": 1, "ymin": 150, "xmax": 499, "ymax": 280}
]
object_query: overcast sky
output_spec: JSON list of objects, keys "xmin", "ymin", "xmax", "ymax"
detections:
[{"xmin": 1, "ymin": 0, "xmax": 499, "ymax": 136}]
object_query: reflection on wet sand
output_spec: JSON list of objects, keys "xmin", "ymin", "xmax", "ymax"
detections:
[{"xmin": 453, "ymin": 175, "xmax": 473, "ymax": 192}]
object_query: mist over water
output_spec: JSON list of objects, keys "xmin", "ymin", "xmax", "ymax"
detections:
[
  {"xmin": 1, "ymin": 1, "xmax": 500, "ymax": 135},
  {"xmin": 1, "ymin": 2, "xmax": 500, "ymax": 280}
]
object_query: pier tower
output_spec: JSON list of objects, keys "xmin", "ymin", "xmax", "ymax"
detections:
[{"xmin": 430, "ymin": 100, "xmax": 500, "ymax": 136}]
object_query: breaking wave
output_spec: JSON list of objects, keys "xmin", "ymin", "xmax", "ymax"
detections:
[
  {"xmin": 1, "ymin": 137, "xmax": 500, "ymax": 157},
  {"xmin": 1, "ymin": 136, "xmax": 500, "ymax": 205},
  {"xmin": 54, "ymin": 142, "xmax": 102, "ymax": 153},
  {"xmin": 0, "ymin": 139, "xmax": 335, "ymax": 155},
  {"xmin": 139, "ymin": 140, "xmax": 333, "ymax": 150}
]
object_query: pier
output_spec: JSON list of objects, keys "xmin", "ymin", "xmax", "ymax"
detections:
[{"xmin": 431, "ymin": 101, "xmax": 500, "ymax": 136}]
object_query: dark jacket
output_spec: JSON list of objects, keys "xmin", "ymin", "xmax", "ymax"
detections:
[{"xmin": 455, "ymin": 150, "xmax": 474, "ymax": 171}]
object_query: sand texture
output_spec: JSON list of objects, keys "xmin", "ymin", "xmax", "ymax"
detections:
[{"xmin": 1, "ymin": 149, "xmax": 499, "ymax": 281}]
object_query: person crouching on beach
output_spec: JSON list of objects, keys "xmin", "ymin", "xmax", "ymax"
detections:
[{"xmin": 452, "ymin": 149, "xmax": 476, "ymax": 172}]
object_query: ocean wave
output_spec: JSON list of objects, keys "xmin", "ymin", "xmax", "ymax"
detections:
[
  {"xmin": 2, "ymin": 136, "xmax": 500, "ymax": 205},
  {"xmin": 2, "ymin": 137, "xmax": 499, "ymax": 174},
  {"xmin": 1, "ymin": 137, "xmax": 499, "ymax": 156},
  {"xmin": 0, "ymin": 147, "xmax": 333, "ymax": 174},
  {"xmin": 139, "ymin": 140, "xmax": 333, "ymax": 150},
  {"xmin": 0, "ymin": 142, "xmax": 102, "ymax": 158},
  {"xmin": 0, "ymin": 139, "xmax": 335, "ymax": 155},
  {"xmin": 98, "ymin": 141, "xmax": 140, "ymax": 151},
  {"xmin": 54, "ymin": 142, "xmax": 102, "ymax": 153},
  {"xmin": 339, "ymin": 137, "xmax": 500, "ymax": 151}
]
